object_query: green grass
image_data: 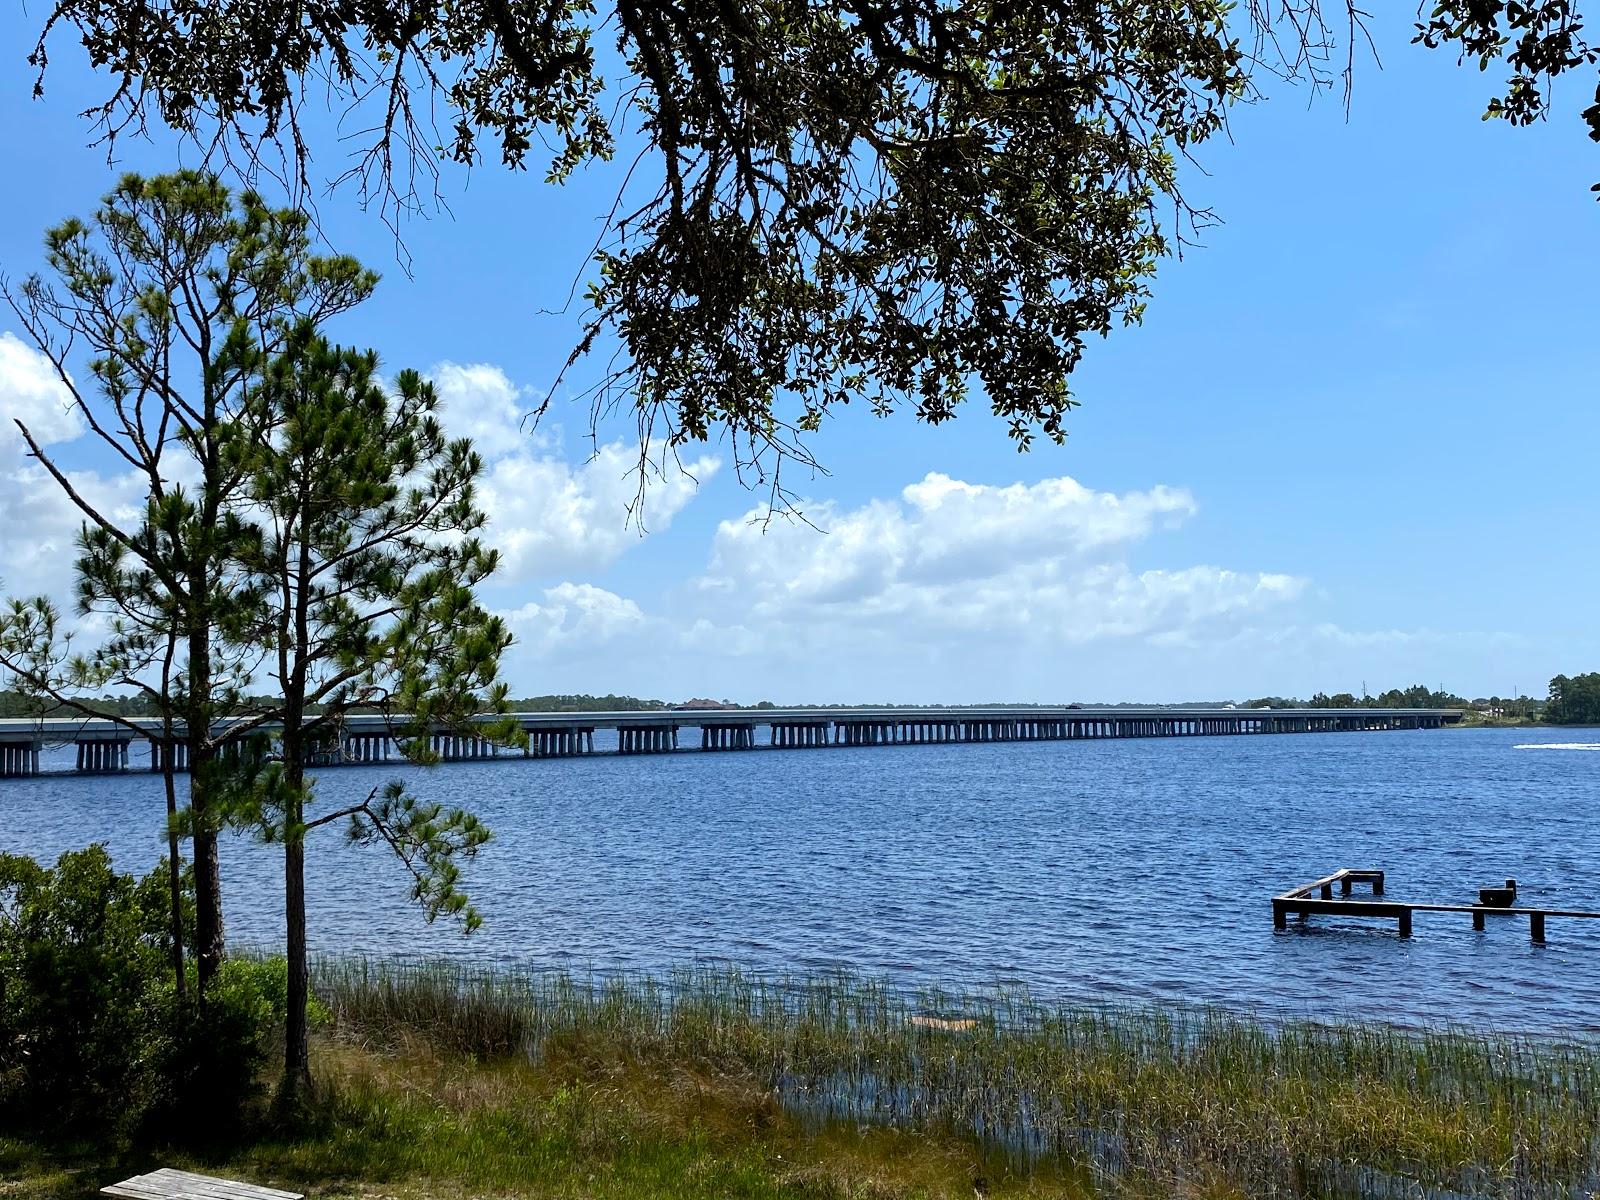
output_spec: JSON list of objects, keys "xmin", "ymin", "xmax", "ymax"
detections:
[
  {"xmin": 2, "ymin": 1025, "xmax": 1064, "ymax": 1200},
  {"xmin": 7, "ymin": 958, "xmax": 1600, "ymax": 1198}
]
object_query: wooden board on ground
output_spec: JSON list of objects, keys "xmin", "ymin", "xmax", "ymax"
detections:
[
  {"xmin": 102, "ymin": 1168, "xmax": 303, "ymax": 1200},
  {"xmin": 910, "ymin": 1014, "xmax": 979, "ymax": 1032}
]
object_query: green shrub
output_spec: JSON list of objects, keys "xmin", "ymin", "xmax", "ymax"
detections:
[
  {"xmin": 0, "ymin": 845, "xmax": 172, "ymax": 1136},
  {"xmin": 0, "ymin": 845, "xmax": 285, "ymax": 1143}
]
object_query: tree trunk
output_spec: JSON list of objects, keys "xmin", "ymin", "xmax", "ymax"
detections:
[
  {"xmin": 189, "ymin": 743, "xmax": 226, "ymax": 996},
  {"xmin": 191, "ymin": 837, "xmax": 226, "ymax": 992},
  {"xmin": 279, "ymin": 734, "xmax": 314, "ymax": 1105},
  {"xmin": 163, "ymin": 758, "xmax": 186, "ymax": 1001},
  {"xmin": 281, "ymin": 822, "xmax": 312, "ymax": 1102},
  {"xmin": 278, "ymin": 484, "xmax": 317, "ymax": 1109},
  {"xmin": 187, "ymin": 594, "xmax": 225, "ymax": 996}
]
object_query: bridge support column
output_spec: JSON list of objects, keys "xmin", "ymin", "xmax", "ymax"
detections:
[
  {"xmin": 0, "ymin": 741, "xmax": 42, "ymax": 777},
  {"xmin": 699, "ymin": 723, "xmax": 754, "ymax": 751},
  {"xmin": 76, "ymin": 739, "xmax": 131, "ymax": 774}
]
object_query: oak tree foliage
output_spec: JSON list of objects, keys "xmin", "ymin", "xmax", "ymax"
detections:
[
  {"xmin": 1416, "ymin": 1, "xmax": 1600, "ymax": 166},
  {"xmin": 28, "ymin": 5, "xmax": 1598, "ymax": 499},
  {"xmin": 14, "ymin": 1, "xmax": 1320, "ymax": 501}
]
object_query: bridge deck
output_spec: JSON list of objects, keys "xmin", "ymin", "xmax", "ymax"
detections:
[{"xmin": 0, "ymin": 705, "xmax": 1459, "ymax": 778}]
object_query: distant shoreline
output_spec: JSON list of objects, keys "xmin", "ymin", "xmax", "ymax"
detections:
[{"xmin": 1448, "ymin": 717, "xmax": 1559, "ymax": 729}]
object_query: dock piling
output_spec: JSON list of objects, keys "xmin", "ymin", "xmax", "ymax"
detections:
[{"xmin": 1275, "ymin": 868, "xmax": 1595, "ymax": 943}]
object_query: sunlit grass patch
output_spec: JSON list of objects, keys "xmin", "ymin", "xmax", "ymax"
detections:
[{"xmin": 226, "ymin": 1028, "xmax": 1042, "ymax": 1200}]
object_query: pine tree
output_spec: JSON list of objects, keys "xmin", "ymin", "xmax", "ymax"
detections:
[
  {"xmin": 228, "ymin": 326, "xmax": 522, "ymax": 1102},
  {"xmin": 0, "ymin": 172, "xmax": 374, "ymax": 993}
]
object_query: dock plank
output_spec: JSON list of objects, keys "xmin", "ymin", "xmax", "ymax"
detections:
[{"xmin": 1273, "ymin": 866, "xmax": 1600, "ymax": 940}]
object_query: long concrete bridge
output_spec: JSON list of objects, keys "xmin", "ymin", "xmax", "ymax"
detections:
[{"xmin": 0, "ymin": 706, "xmax": 1460, "ymax": 778}]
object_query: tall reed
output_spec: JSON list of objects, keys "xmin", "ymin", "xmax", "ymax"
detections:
[{"xmin": 312, "ymin": 957, "xmax": 1600, "ymax": 1199}]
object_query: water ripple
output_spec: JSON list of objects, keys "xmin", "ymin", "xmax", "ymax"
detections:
[{"xmin": 2, "ymin": 725, "xmax": 1598, "ymax": 1032}]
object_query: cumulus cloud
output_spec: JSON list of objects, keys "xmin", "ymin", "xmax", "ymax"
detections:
[
  {"xmin": 0, "ymin": 333, "xmax": 145, "ymax": 600},
  {"xmin": 0, "ymin": 332, "xmax": 82, "ymax": 464},
  {"xmin": 1, "ymin": 347, "xmax": 724, "ymax": 610},
  {"xmin": 898, "ymin": 473, "xmax": 1196, "ymax": 584},
  {"xmin": 480, "ymin": 443, "xmax": 719, "ymax": 580},
  {"xmin": 429, "ymin": 361, "xmax": 531, "ymax": 459},
  {"xmin": 484, "ymin": 470, "xmax": 1318, "ymax": 699},
  {"xmin": 385, "ymin": 441, "xmax": 1541, "ymax": 701},
  {"xmin": 693, "ymin": 472, "xmax": 1301, "ymax": 649},
  {"xmin": 427, "ymin": 361, "xmax": 721, "ymax": 581},
  {"xmin": 504, "ymin": 582, "xmax": 647, "ymax": 642},
  {"xmin": 0, "ymin": 334, "xmax": 1357, "ymax": 701},
  {"xmin": 497, "ymin": 583, "xmax": 655, "ymax": 682}
]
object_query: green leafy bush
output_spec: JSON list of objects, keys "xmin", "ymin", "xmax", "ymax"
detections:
[{"xmin": 0, "ymin": 845, "xmax": 284, "ymax": 1142}]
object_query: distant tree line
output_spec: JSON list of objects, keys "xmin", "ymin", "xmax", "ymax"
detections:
[
  {"xmin": 1242, "ymin": 686, "xmax": 1470, "ymax": 710},
  {"xmin": 0, "ymin": 690, "xmax": 146, "ymax": 718},
  {"xmin": 1241, "ymin": 685, "xmax": 1575, "ymax": 723},
  {"xmin": 0, "ymin": 690, "xmax": 690, "ymax": 716},
  {"xmin": 1238, "ymin": 687, "xmax": 1550, "ymax": 719},
  {"xmin": 510, "ymin": 694, "xmax": 669, "ymax": 712},
  {"xmin": 1547, "ymin": 675, "xmax": 1600, "ymax": 726}
]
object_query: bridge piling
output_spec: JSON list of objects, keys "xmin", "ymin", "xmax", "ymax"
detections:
[{"xmin": 0, "ymin": 741, "xmax": 42, "ymax": 777}]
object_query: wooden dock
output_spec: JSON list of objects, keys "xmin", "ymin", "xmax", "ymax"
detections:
[{"xmin": 1272, "ymin": 869, "xmax": 1600, "ymax": 943}]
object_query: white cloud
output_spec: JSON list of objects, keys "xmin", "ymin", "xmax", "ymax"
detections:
[
  {"xmin": 694, "ymin": 472, "xmax": 1299, "ymax": 648},
  {"xmin": 472, "ymin": 469, "xmax": 1315, "ymax": 701},
  {"xmin": 427, "ymin": 361, "xmax": 722, "ymax": 582},
  {"xmin": 498, "ymin": 583, "xmax": 654, "ymax": 682},
  {"xmin": 8, "ymin": 336, "xmax": 1493, "ymax": 703},
  {"xmin": 429, "ymin": 362, "xmax": 531, "ymax": 459},
  {"xmin": 0, "ymin": 333, "xmax": 145, "ymax": 600},
  {"xmin": 0, "ymin": 465, "xmax": 144, "ymax": 598},
  {"xmin": 1, "ymin": 346, "xmax": 724, "ymax": 611},
  {"xmin": 504, "ymin": 582, "xmax": 647, "ymax": 642},
  {"xmin": 0, "ymin": 332, "xmax": 82, "ymax": 466},
  {"xmin": 480, "ymin": 441, "xmax": 719, "ymax": 581},
  {"xmin": 897, "ymin": 473, "xmax": 1196, "ymax": 584}
]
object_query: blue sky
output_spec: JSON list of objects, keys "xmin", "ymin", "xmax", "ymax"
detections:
[{"xmin": 0, "ymin": 8, "xmax": 1595, "ymax": 703}]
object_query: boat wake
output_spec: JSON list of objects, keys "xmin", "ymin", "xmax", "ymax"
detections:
[{"xmin": 1514, "ymin": 742, "xmax": 1600, "ymax": 751}]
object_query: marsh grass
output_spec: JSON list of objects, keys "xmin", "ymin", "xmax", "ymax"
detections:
[
  {"xmin": 313, "ymin": 957, "xmax": 1600, "ymax": 1199},
  {"xmin": 11, "ymin": 959, "xmax": 1593, "ymax": 1199}
]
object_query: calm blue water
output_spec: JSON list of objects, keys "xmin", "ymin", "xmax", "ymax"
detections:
[{"xmin": 3, "ymin": 726, "xmax": 1598, "ymax": 1032}]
